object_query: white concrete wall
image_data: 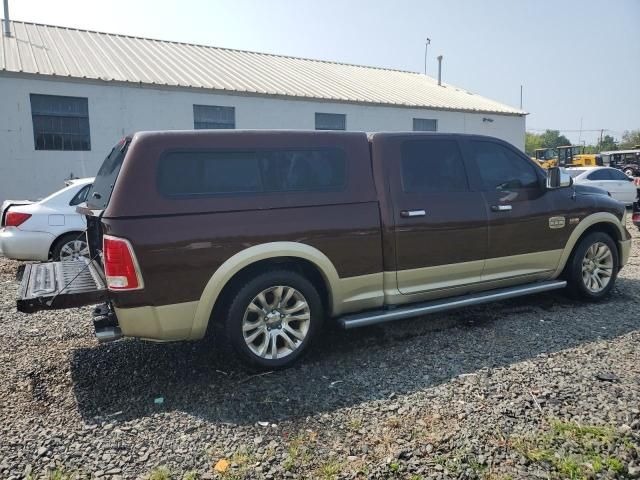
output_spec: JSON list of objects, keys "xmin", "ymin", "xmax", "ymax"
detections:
[{"xmin": 0, "ymin": 75, "xmax": 525, "ymax": 202}]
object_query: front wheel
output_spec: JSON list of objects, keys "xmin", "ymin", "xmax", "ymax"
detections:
[
  {"xmin": 565, "ymin": 232, "xmax": 618, "ymax": 300},
  {"xmin": 224, "ymin": 270, "xmax": 323, "ymax": 369},
  {"xmin": 624, "ymin": 168, "xmax": 636, "ymax": 177}
]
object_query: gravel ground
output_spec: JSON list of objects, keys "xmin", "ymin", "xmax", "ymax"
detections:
[{"xmin": 1, "ymin": 219, "xmax": 639, "ymax": 480}]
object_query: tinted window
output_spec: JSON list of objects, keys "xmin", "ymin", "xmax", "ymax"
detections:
[
  {"xmin": 159, "ymin": 151, "xmax": 260, "ymax": 196},
  {"xmin": 315, "ymin": 113, "xmax": 346, "ymax": 131},
  {"xmin": 470, "ymin": 141, "xmax": 539, "ymax": 191},
  {"xmin": 401, "ymin": 140, "xmax": 468, "ymax": 193},
  {"xmin": 609, "ymin": 169, "xmax": 630, "ymax": 180},
  {"xmin": 412, "ymin": 118, "xmax": 438, "ymax": 132},
  {"xmin": 87, "ymin": 140, "xmax": 129, "ymax": 210},
  {"xmin": 587, "ymin": 169, "xmax": 612, "ymax": 181},
  {"xmin": 158, "ymin": 148, "xmax": 346, "ymax": 197},
  {"xmin": 193, "ymin": 105, "xmax": 235, "ymax": 129},
  {"xmin": 30, "ymin": 94, "xmax": 91, "ymax": 151},
  {"xmin": 69, "ymin": 184, "xmax": 91, "ymax": 206}
]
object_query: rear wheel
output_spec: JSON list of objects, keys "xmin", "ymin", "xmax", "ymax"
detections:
[
  {"xmin": 624, "ymin": 168, "xmax": 636, "ymax": 177},
  {"xmin": 51, "ymin": 233, "xmax": 89, "ymax": 262},
  {"xmin": 223, "ymin": 270, "xmax": 323, "ymax": 369},
  {"xmin": 565, "ymin": 232, "xmax": 618, "ymax": 300}
]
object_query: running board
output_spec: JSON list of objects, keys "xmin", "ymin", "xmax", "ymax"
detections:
[{"xmin": 338, "ymin": 280, "xmax": 567, "ymax": 330}]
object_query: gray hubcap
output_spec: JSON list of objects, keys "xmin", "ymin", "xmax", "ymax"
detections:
[
  {"xmin": 60, "ymin": 239, "xmax": 89, "ymax": 261},
  {"xmin": 242, "ymin": 286, "xmax": 310, "ymax": 360},
  {"xmin": 581, "ymin": 242, "xmax": 613, "ymax": 293}
]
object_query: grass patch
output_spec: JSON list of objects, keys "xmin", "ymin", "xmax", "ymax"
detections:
[
  {"xmin": 146, "ymin": 467, "xmax": 172, "ymax": 480},
  {"xmin": 315, "ymin": 460, "xmax": 344, "ymax": 480},
  {"xmin": 511, "ymin": 419, "xmax": 636, "ymax": 480}
]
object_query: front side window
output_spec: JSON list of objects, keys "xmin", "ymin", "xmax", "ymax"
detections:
[
  {"xmin": 315, "ymin": 113, "xmax": 346, "ymax": 131},
  {"xmin": 158, "ymin": 148, "xmax": 346, "ymax": 197},
  {"xmin": 587, "ymin": 169, "xmax": 612, "ymax": 181},
  {"xmin": 30, "ymin": 94, "xmax": 91, "ymax": 151},
  {"xmin": 401, "ymin": 140, "xmax": 468, "ymax": 193},
  {"xmin": 470, "ymin": 141, "xmax": 539, "ymax": 191},
  {"xmin": 193, "ymin": 105, "xmax": 235, "ymax": 129},
  {"xmin": 413, "ymin": 118, "xmax": 438, "ymax": 132}
]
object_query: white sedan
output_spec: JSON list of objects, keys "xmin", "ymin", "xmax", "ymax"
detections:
[
  {"xmin": 0, "ymin": 178, "xmax": 94, "ymax": 261},
  {"xmin": 566, "ymin": 167, "xmax": 637, "ymax": 206}
]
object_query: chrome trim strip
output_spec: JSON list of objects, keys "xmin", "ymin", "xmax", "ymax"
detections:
[{"xmin": 339, "ymin": 280, "xmax": 567, "ymax": 329}]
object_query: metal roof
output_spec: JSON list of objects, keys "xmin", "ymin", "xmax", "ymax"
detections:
[{"xmin": 0, "ymin": 20, "xmax": 525, "ymax": 115}]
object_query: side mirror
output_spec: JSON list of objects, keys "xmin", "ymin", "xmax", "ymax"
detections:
[{"xmin": 546, "ymin": 167, "xmax": 573, "ymax": 189}]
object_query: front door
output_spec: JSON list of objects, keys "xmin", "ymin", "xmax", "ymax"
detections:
[
  {"xmin": 388, "ymin": 136, "xmax": 488, "ymax": 294},
  {"xmin": 462, "ymin": 138, "xmax": 565, "ymax": 282}
]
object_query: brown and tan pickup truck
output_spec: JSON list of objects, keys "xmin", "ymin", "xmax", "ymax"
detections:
[{"xmin": 17, "ymin": 131, "xmax": 632, "ymax": 368}]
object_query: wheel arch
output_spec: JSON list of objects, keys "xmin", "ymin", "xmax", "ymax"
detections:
[
  {"xmin": 48, "ymin": 230, "xmax": 86, "ymax": 258},
  {"xmin": 554, "ymin": 212, "xmax": 625, "ymax": 277},
  {"xmin": 190, "ymin": 242, "xmax": 340, "ymax": 340}
]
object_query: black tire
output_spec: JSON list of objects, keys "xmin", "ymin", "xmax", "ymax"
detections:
[
  {"xmin": 223, "ymin": 269, "xmax": 324, "ymax": 370},
  {"xmin": 51, "ymin": 232, "xmax": 88, "ymax": 261},
  {"xmin": 565, "ymin": 231, "xmax": 619, "ymax": 301}
]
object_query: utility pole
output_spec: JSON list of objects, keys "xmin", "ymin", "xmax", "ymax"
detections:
[
  {"xmin": 599, "ymin": 129, "xmax": 604, "ymax": 145},
  {"xmin": 424, "ymin": 38, "xmax": 431, "ymax": 75},
  {"xmin": 519, "ymin": 85, "xmax": 523, "ymax": 109}
]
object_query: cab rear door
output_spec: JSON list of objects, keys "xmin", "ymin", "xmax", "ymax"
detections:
[{"xmin": 378, "ymin": 134, "xmax": 488, "ymax": 295}]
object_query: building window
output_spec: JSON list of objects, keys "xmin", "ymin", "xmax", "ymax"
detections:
[
  {"xmin": 193, "ymin": 105, "xmax": 235, "ymax": 129},
  {"xmin": 315, "ymin": 113, "xmax": 346, "ymax": 131},
  {"xmin": 30, "ymin": 94, "xmax": 91, "ymax": 151},
  {"xmin": 413, "ymin": 118, "xmax": 438, "ymax": 132}
]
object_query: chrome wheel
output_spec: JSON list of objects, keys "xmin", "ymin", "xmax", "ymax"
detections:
[
  {"xmin": 59, "ymin": 239, "xmax": 89, "ymax": 261},
  {"xmin": 581, "ymin": 242, "xmax": 613, "ymax": 293},
  {"xmin": 242, "ymin": 285, "xmax": 311, "ymax": 360}
]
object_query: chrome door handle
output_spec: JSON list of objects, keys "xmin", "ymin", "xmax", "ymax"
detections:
[
  {"xmin": 400, "ymin": 209, "xmax": 426, "ymax": 218},
  {"xmin": 491, "ymin": 204, "xmax": 513, "ymax": 212}
]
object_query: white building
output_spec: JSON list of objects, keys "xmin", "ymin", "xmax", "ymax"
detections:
[{"xmin": 0, "ymin": 19, "xmax": 526, "ymax": 202}]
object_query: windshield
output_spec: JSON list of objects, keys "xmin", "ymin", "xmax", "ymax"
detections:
[
  {"xmin": 86, "ymin": 139, "xmax": 130, "ymax": 210},
  {"xmin": 566, "ymin": 168, "xmax": 587, "ymax": 178}
]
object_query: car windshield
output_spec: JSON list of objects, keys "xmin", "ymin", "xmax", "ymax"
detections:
[{"xmin": 566, "ymin": 168, "xmax": 587, "ymax": 178}]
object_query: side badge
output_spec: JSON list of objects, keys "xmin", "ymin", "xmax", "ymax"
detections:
[{"xmin": 549, "ymin": 216, "xmax": 566, "ymax": 229}]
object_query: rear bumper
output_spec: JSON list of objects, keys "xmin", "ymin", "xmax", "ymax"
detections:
[
  {"xmin": 114, "ymin": 301, "xmax": 199, "ymax": 341},
  {"xmin": 0, "ymin": 228, "xmax": 54, "ymax": 261}
]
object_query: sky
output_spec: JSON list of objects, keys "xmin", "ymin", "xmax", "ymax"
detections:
[{"xmin": 7, "ymin": 0, "xmax": 640, "ymax": 145}]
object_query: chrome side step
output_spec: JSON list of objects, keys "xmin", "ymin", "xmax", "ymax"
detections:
[{"xmin": 339, "ymin": 280, "xmax": 567, "ymax": 330}]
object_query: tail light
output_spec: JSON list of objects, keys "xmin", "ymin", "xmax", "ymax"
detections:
[
  {"xmin": 5, "ymin": 212, "xmax": 32, "ymax": 227},
  {"xmin": 632, "ymin": 212, "xmax": 640, "ymax": 223},
  {"xmin": 103, "ymin": 235, "xmax": 144, "ymax": 290}
]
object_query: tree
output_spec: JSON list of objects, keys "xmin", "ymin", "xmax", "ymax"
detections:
[
  {"xmin": 620, "ymin": 129, "xmax": 640, "ymax": 149},
  {"xmin": 525, "ymin": 132, "xmax": 543, "ymax": 155},
  {"xmin": 525, "ymin": 129, "xmax": 572, "ymax": 156},
  {"xmin": 596, "ymin": 134, "xmax": 617, "ymax": 152},
  {"xmin": 539, "ymin": 130, "xmax": 572, "ymax": 149}
]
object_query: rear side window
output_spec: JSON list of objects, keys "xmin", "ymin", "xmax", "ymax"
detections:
[
  {"xmin": 470, "ymin": 141, "xmax": 539, "ymax": 191},
  {"xmin": 87, "ymin": 140, "xmax": 129, "ymax": 210},
  {"xmin": 69, "ymin": 184, "xmax": 91, "ymax": 206},
  {"xmin": 401, "ymin": 139, "xmax": 468, "ymax": 193},
  {"xmin": 158, "ymin": 148, "xmax": 346, "ymax": 197}
]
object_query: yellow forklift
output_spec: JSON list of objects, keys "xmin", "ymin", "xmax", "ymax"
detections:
[
  {"xmin": 557, "ymin": 145, "xmax": 602, "ymax": 167},
  {"xmin": 532, "ymin": 148, "xmax": 558, "ymax": 169}
]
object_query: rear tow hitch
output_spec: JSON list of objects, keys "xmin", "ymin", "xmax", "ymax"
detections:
[{"xmin": 93, "ymin": 303, "xmax": 122, "ymax": 343}]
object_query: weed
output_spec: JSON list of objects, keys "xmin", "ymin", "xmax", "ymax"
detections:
[
  {"xmin": 315, "ymin": 460, "xmax": 343, "ymax": 480},
  {"xmin": 146, "ymin": 467, "xmax": 172, "ymax": 480},
  {"xmin": 182, "ymin": 471, "xmax": 198, "ymax": 480},
  {"xmin": 389, "ymin": 461, "xmax": 400, "ymax": 473}
]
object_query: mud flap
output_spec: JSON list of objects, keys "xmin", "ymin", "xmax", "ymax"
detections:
[{"xmin": 17, "ymin": 259, "xmax": 107, "ymax": 313}]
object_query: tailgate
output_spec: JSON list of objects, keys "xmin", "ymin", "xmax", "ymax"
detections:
[{"xmin": 17, "ymin": 259, "xmax": 107, "ymax": 313}]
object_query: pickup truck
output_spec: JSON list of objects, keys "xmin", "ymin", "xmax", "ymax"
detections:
[{"xmin": 17, "ymin": 131, "xmax": 632, "ymax": 369}]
